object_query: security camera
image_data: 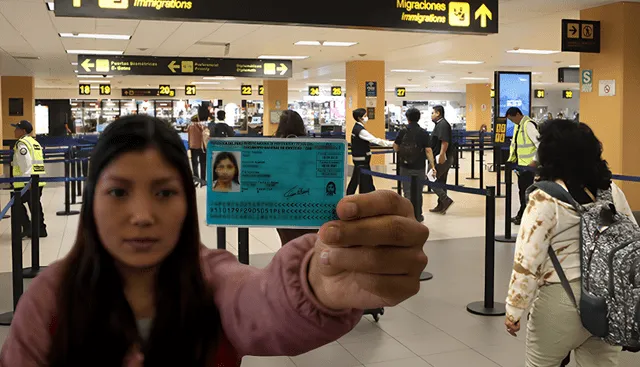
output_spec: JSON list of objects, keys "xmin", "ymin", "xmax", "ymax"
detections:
[
  {"xmin": 430, "ymin": 76, "xmax": 436, "ymax": 80},
  {"xmin": 102, "ymin": 75, "xmax": 107, "ymax": 78}
]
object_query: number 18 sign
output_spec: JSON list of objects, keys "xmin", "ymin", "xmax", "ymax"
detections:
[{"xmin": 206, "ymin": 138, "xmax": 347, "ymax": 228}]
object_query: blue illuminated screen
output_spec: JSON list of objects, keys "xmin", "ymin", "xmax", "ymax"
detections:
[{"xmin": 498, "ymin": 73, "xmax": 531, "ymax": 118}]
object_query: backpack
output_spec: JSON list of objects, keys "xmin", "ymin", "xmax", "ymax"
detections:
[
  {"xmin": 212, "ymin": 122, "xmax": 234, "ymax": 138},
  {"xmin": 528, "ymin": 181, "xmax": 640, "ymax": 351},
  {"xmin": 398, "ymin": 125, "xmax": 424, "ymax": 165}
]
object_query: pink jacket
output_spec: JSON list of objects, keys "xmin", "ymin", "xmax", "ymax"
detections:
[{"xmin": 0, "ymin": 234, "xmax": 363, "ymax": 366}]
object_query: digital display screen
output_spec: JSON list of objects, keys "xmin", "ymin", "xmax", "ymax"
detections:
[{"xmin": 498, "ymin": 73, "xmax": 531, "ymax": 118}]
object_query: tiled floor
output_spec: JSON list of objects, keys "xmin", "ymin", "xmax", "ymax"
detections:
[{"xmin": 0, "ymin": 152, "xmax": 639, "ymax": 366}]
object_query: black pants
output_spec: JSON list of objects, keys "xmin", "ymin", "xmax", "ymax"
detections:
[
  {"xmin": 517, "ymin": 169, "xmax": 535, "ymax": 219},
  {"xmin": 347, "ymin": 156, "xmax": 375, "ymax": 195},
  {"xmin": 17, "ymin": 186, "xmax": 46, "ymax": 235},
  {"xmin": 433, "ymin": 158, "xmax": 453, "ymax": 203},
  {"xmin": 190, "ymin": 149, "xmax": 206, "ymax": 180}
]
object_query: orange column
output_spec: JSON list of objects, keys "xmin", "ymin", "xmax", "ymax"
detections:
[
  {"xmin": 1, "ymin": 76, "xmax": 35, "ymax": 146},
  {"xmin": 262, "ymin": 79, "xmax": 288, "ymax": 137},
  {"xmin": 465, "ymin": 83, "xmax": 492, "ymax": 131},
  {"xmin": 346, "ymin": 60, "xmax": 386, "ymax": 165},
  {"xmin": 580, "ymin": 2, "xmax": 640, "ymax": 208}
]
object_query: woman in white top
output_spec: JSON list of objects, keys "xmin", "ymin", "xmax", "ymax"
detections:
[{"xmin": 504, "ymin": 119, "xmax": 636, "ymax": 367}]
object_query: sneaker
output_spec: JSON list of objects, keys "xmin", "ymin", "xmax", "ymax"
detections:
[
  {"xmin": 429, "ymin": 203, "xmax": 443, "ymax": 213},
  {"xmin": 511, "ymin": 216, "xmax": 522, "ymax": 225},
  {"xmin": 440, "ymin": 198, "xmax": 454, "ymax": 214}
]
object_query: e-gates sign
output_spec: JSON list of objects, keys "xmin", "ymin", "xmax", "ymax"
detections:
[{"xmin": 55, "ymin": 1, "xmax": 499, "ymax": 34}]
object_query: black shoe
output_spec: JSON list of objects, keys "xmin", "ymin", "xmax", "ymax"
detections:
[
  {"xmin": 417, "ymin": 215, "xmax": 425, "ymax": 222},
  {"xmin": 21, "ymin": 231, "xmax": 30, "ymax": 239},
  {"xmin": 511, "ymin": 216, "xmax": 522, "ymax": 225},
  {"xmin": 429, "ymin": 203, "xmax": 443, "ymax": 213},
  {"xmin": 440, "ymin": 198, "xmax": 454, "ymax": 214},
  {"xmin": 39, "ymin": 229, "xmax": 48, "ymax": 238}
]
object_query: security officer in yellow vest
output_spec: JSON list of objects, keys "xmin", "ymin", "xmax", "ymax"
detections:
[
  {"xmin": 12, "ymin": 120, "xmax": 47, "ymax": 238},
  {"xmin": 506, "ymin": 107, "xmax": 539, "ymax": 225}
]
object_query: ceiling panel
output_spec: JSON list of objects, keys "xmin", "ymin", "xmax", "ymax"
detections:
[
  {"xmin": 200, "ymin": 23, "xmax": 264, "ymax": 44},
  {"xmin": 155, "ymin": 22, "xmax": 225, "ymax": 57},
  {"xmin": 126, "ymin": 21, "xmax": 182, "ymax": 55}
]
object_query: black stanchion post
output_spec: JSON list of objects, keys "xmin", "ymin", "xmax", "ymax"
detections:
[
  {"xmin": 496, "ymin": 163, "xmax": 516, "ymax": 243},
  {"xmin": 454, "ymin": 143, "xmax": 460, "ymax": 186},
  {"xmin": 56, "ymin": 148, "xmax": 80, "ymax": 217},
  {"xmin": 467, "ymin": 186, "xmax": 506, "ymax": 316},
  {"xmin": 0, "ymin": 189, "xmax": 25, "ymax": 325},
  {"xmin": 217, "ymin": 227, "xmax": 227, "ymax": 250},
  {"xmin": 479, "ymin": 132, "xmax": 485, "ymax": 189},
  {"xmin": 396, "ymin": 160, "xmax": 402, "ymax": 195},
  {"xmin": 410, "ymin": 175, "xmax": 433, "ymax": 282},
  {"xmin": 75, "ymin": 148, "xmax": 82, "ymax": 197},
  {"xmin": 24, "ymin": 175, "xmax": 45, "ymax": 278},
  {"xmin": 238, "ymin": 228, "xmax": 249, "ymax": 265},
  {"xmin": 70, "ymin": 149, "xmax": 77, "ymax": 205},
  {"xmin": 495, "ymin": 147, "xmax": 504, "ymax": 198},
  {"xmin": 467, "ymin": 140, "xmax": 478, "ymax": 180}
]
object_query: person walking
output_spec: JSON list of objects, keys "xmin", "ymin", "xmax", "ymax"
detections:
[
  {"xmin": 393, "ymin": 108, "xmax": 435, "ymax": 222},
  {"xmin": 187, "ymin": 113, "xmax": 206, "ymax": 183},
  {"xmin": 506, "ymin": 107, "xmax": 539, "ymax": 225},
  {"xmin": 346, "ymin": 108, "xmax": 393, "ymax": 195},
  {"xmin": 209, "ymin": 110, "xmax": 235, "ymax": 138},
  {"xmin": 429, "ymin": 105, "xmax": 454, "ymax": 214},
  {"xmin": 11, "ymin": 120, "xmax": 47, "ymax": 238}
]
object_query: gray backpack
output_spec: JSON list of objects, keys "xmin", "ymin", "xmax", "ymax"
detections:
[{"xmin": 529, "ymin": 181, "xmax": 640, "ymax": 350}]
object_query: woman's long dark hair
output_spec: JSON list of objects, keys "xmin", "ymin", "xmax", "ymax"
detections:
[
  {"xmin": 49, "ymin": 115, "xmax": 220, "ymax": 367},
  {"xmin": 275, "ymin": 110, "xmax": 306, "ymax": 137},
  {"xmin": 537, "ymin": 119, "xmax": 612, "ymax": 202},
  {"xmin": 212, "ymin": 152, "xmax": 240, "ymax": 184}
]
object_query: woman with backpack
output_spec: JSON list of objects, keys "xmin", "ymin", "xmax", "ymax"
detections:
[{"xmin": 504, "ymin": 119, "xmax": 637, "ymax": 366}]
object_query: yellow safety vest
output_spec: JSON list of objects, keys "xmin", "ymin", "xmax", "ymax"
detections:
[
  {"xmin": 508, "ymin": 116, "xmax": 537, "ymax": 167},
  {"xmin": 13, "ymin": 136, "xmax": 46, "ymax": 188}
]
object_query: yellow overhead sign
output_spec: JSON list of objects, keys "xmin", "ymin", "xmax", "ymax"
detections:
[
  {"xmin": 79, "ymin": 84, "xmax": 91, "ymax": 96},
  {"xmin": 258, "ymin": 85, "xmax": 265, "ymax": 95},
  {"xmin": 159, "ymin": 85, "xmax": 172, "ymax": 96},
  {"xmin": 474, "ymin": 4, "xmax": 492, "ymax": 28},
  {"xmin": 395, "ymin": 87, "xmax": 407, "ymax": 97},
  {"xmin": 331, "ymin": 86, "xmax": 343, "ymax": 96},
  {"xmin": 185, "ymin": 85, "xmax": 197, "ymax": 96},
  {"xmin": 308, "ymin": 86, "xmax": 320, "ymax": 97},
  {"xmin": 99, "ymin": 84, "xmax": 111, "ymax": 96},
  {"xmin": 241, "ymin": 85, "xmax": 253, "ymax": 96}
]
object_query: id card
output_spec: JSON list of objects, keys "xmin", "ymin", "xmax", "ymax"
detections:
[{"xmin": 206, "ymin": 138, "xmax": 347, "ymax": 228}]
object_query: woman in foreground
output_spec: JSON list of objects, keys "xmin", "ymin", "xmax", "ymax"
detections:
[{"xmin": 0, "ymin": 115, "xmax": 429, "ymax": 367}]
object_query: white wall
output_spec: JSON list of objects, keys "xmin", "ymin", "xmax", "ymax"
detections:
[{"xmin": 532, "ymin": 89, "xmax": 580, "ymax": 118}]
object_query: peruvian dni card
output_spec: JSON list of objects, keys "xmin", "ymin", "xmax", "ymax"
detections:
[{"xmin": 206, "ymin": 138, "xmax": 347, "ymax": 228}]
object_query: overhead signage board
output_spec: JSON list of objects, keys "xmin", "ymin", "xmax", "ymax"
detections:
[
  {"xmin": 241, "ymin": 85, "xmax": 253, "ymax": 96},
  {"xmin": 77, "ymin": 55, "xmax": 292, "ymax": 78},
  {"xmin": 563, "ymin": 90, "xmax": 574, "ymax": 99},
  {"xmin": 159, "ymin": 85, "xmax": 172, "ymax": 96},
  {"xmin": 206, "ymin": 138, "xmax": 347, "ymax": 228},
  {"xmin": 99, "ymin": 84, "xmax": 111, "ymax": 96},
  {"xmin": 308, "ymin": 86, "xmax": 320, "ymax": 97},
  {"xmin": 185, "ymin": 85, "xmax": 197, "ymax": 96},
  {"xmin": 122, "ymin": 88, "xmax": 175, "ymax": 97},
  {"xmin": 331, "ymin": 86, "xmax": 342, "ymax": 96},
  {"xmin": 79, "ymin": 84, "xmax": 91, "ymax": 96},
  {"xmin": 562, "ymin": 19, "xmax": 600, "ymax": 53},
  {"xmin": 55, "ymin": 0, "xmax": 499, "ymax": 35},
  {"xmin": 534, "ymin": 89, "xmax": 545, "ymax": 99},
  {"xmin": 395, "ymin": 87, "xmax": 407, "ymax": 98}
]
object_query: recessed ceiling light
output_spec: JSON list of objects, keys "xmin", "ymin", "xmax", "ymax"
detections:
[
  {"xmin": 295, "ymin": 41, "xmax": 322, "ymax": 46},
  {"xmin": 258, "ymin": 55, "xmax": 309, "ymax": 60},
  {"xmin": 322, "ymin": 41, "xmax": 358, "ymax": 47},
  {"xmin": 66, "ymin": 50, "xmax": 124, "ymax": 55},
  {"xmin": 193, "ymin": 82, "xmax": 221, "ymax": 85},
  {"xmin": 461, "ymin": 77, "xmax": 490, "ymax": 80},
  {"xmin": 397, "ymin": 84, "xmax": 421, "ymax": 87},
  {"xmin": 71, "ymin": 62, "xmax": 78, "ymax": 66},
  {"xmin": 77, "ymin": 75, "xmax": 113, "ymax": 78},
  {"xmin": 203, "ymin": 76, "xmax": 235, "ymax": 80},
  {"xmin": 74, "ymin": 70, "xmax": 78, "ymax": 73},
  {"xmin": 430, "ymin": 80, "xmax": 455, "ymax": 84},
  {"xmin": 532, "ymin": 72, "xmax": 542, "ymax": 75},
  {"xmin": 60, "ymin": 33, "xmax": 131, "ymax": 40},
  {"xmin": 439, "ymin": 60, "xmax": 484, "ymax": 65},
  {"xmin": 46, "ymin": 2, "xmax": 54, "ymax": 11},
  {"xmin": 330, "ymin": 79, "xmax": 346, "ymax": 82},
  {"xmin": 534, "ymin": 82, "xmax": 553, "ymax": 85},
  {"xmin": 507, "ymin": 49, "xmax": 560, "ymax": 55},
  {"xmin": 391, "ymin": 69, "xmax": 425, "ymax": 73},
  {"xmin": 569, "ymin": 64, "xmax": 580, "ymax": 68},
  {"xmin": 82, "ymin": 80, "xmax": 111, "ymax": 83}
]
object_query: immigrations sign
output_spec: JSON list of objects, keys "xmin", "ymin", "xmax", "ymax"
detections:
[
  {"xmin": 77, "ymin": 55, "xmax": 292, "ymax": 78},
  {"xmin": 55, "ymin": 0, "xmax": 499, "ymax": 34}
]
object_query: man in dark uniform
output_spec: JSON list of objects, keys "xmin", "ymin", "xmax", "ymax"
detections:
[{"xmin": 346, "ymin": 108, "xmax": 393, "ymax": 195}]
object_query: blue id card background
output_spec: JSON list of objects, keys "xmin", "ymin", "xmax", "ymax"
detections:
[{"xmin": 206, "ymin": 138, "xmax": 347, "ymax": 228}]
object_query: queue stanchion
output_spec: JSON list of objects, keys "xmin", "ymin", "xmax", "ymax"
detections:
[
  {"xmin": 409, "ymin": 175, "xmax": 433, "ymax": 282},
  {"xmin": 217, "ymin": 227, "xmax": 227, "ymax": 250},
  {"xmin": 56, "ymin": 148, "xmax": 80, "ymax": 217},
  {"xmin": 23, "ymin": 175, "xmax": 45, "ymax": 278},
  {"xmin": 238, "ymin": 228, "xmax": 250, "ymax": 265},
  {"xmin": 479, "ymin": 132, "xmax": 485, "ymax": 189},
  {"xmin": 70, "ymin": 150, "xmax": 78, "ymax": 205},
  {"xmin": 496, "ymin": 163, "xmax": 516, "ymax": 243},
  {"xmin": 495, "ymin": 147, "xmax": 505, "ymax": 198},
  {"xmin": 467, "ymin": 186, "xmax": 506, "ymax": 316},
  {"xmin": 395, "ymin": 160, "xmax": 402, "ymax": 195},
  {"xmin": 75, "ymin": 148, "xmax": 83, "ymax": 199},
  {"xmin": 454, "ymin": 143, "xmax": 463, "ymax": 187},
  {"xmin": 467, "ymin": 140, "xmax": 478, "ymax": 180},
  {"xmin": 0, "ymin": 189, "xmax": 25, "ymax": 325}
]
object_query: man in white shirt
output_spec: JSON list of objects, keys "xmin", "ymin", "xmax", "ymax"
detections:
[{"xmin": 346, "ymin": 108, "xmax": 393, "ymax": 195}]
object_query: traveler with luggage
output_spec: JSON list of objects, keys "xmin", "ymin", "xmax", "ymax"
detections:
[
  {"xmin": 209, "ymin": 110, "xmax": 235, "ymax": 138},
  {"xmin": 505, "ymin": 119, "xmax": 639, "ymax": 366},
  {"xmin": 393, "ymin": 108, "xmax": 435, "ymax": 222}
]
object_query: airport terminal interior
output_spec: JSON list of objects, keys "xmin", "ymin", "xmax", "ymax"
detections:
[{"xmin": 1, "ymin": 0, "xmax": 640, "ymax": 366}]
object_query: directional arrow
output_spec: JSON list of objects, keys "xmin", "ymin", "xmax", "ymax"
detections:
[
  {"xmin": 570, "ymin": 25, "xmax": 578, "ymax": 37},
  {"xmin": 474, "ymin": 4, "xmax": 492, "ymax": 28},
  {"xmin": 81, "ymin": 58, "xmax": 95, "ymax": 72},
  {"xmin": 168, "ymin": 60, "xmax": 181, "ymax": 73},
  {"xmin": 277, "ymin": 63, "xmax": 288, "ymax": 76}
]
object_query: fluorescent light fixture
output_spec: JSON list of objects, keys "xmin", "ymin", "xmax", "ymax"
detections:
[
  {"xmin": 60, "ymin": 33, "xmax": 131, "ymax": 40},
  {"xmin": 439, "ymin": 60, "xmax": 484, "ymax": 65},
  {"xmin": 534, "ymin": 82, "xmax": 553, "ymax": 85},
  {"xmin": 66, "ymin": 49, "xmax": 124, "ymax": 55},
  {"xmin": 391, "ymin": 69, "xmax": 425, "ymax": 73},
  {"xmin": 507, "ymin": 49, "xmax": 560, "ymax": 55},
  {"xmin": 400, "ymin": 84, "xmax": 421, "ymax": 87},
  {"xmin": 295, "ymin": 41, "xmax": 321, "ymax": 46},
  {"xmin": 461, "ymin": 77, "xmax": 490, "ymax": 80},
  {"xmin": 322, "ymin": 41, "xmax": 358, "ymax": 47},
  {"xmin": 77, "ymin": 75, "xmax": 113, "ymax": 78},
  {"xmin": 193, "ymin": 82, "xmax": 221, "ymax": 85},
  {"xmin": 71, "ymin": 62, "xmax": 78, "ymax": 66},
  {"xmin": 430, "ymin": 80, "xmax": 455, "ymax": 84},
  {"xmin": 569, "ymin": 64, "xmax": 580, "ymax": 68},
  {"xmin": 203, "ymin": 76, "xmax": 235, "ymax": 80},
  {"xmin": 330, "ymin": 79, "xmax": 346, "ymax": 82},
  {"xmin": 532, "ymin": 72, "xmax": 542, "ymax": 75},
  {"xmin": 46, "ymin": 2, "xmax": 54, "ymax": 11},
  {"xmin": 83, "ymin": 80, "xmax": 111, "ymax": 83},
  {"xmin": 74, "ymin": 70, "xmax": 78, "ymax": 73},
  {"xmin": 258, "ymin": 55, "xmax": 309, "ymax": 60}
]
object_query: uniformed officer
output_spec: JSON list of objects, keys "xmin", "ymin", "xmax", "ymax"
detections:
[
  {"xmin": 346, "ymin": 108, "xmax": 393, "ymax": 195},
  {"xmin": 12, "ymin": 120, "xmax": 47, "ymax": 238}
]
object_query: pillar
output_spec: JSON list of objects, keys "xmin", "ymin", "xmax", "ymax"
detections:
[
  {"xmin": 465, "ymin": 83, "xmax": 492, "ymax": 131},
  {"xmin": 580, "ymin": 2, "xmax": 640, "ymax": 208},
  {"xmin": 346, "ymin": 60, "xmax": 386, "ymax": 165},
  {"xmin": 1, "ymin": 76, "xmax": 35, "ymax": 145},
  {"xmin": 262, "ymin": 79, "xmax": 288, "ymax": 137}
]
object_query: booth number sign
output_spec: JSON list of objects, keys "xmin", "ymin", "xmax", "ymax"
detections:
[
  {"xmin": 331, "ymin": 86, "xmax": 342, "ymax": 96},
  {"xmin": 99, "ymin": 84, "xmax": 111, "ymax": 96},
  {"xmin": 241, "ymin": 85, "xmax": 253, "ymax": 96},
  {"xmin": 185, "ymin": 85, "xmax": 197, "ymax": 96},
  {"xmin": 259, "ymin": 85, "xmax": 264, "ymax": 96},
  {"xmin": 395, "ymin": 87, "xmax": 406, "ymax": 97},
  {"xmin": 159, "ymin": 85, "xmax": 172, "ymax": 96},
  {"xmin": 495, "ymin": 122, "xmax": 507, "ymax": 143},
  {"xmin": 308, "ymin": 86, "xmax": 320, "ymax": 97},
  {"xmin": 79, "ymin": 84, "xmax": 91, "ymax": 96}
]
